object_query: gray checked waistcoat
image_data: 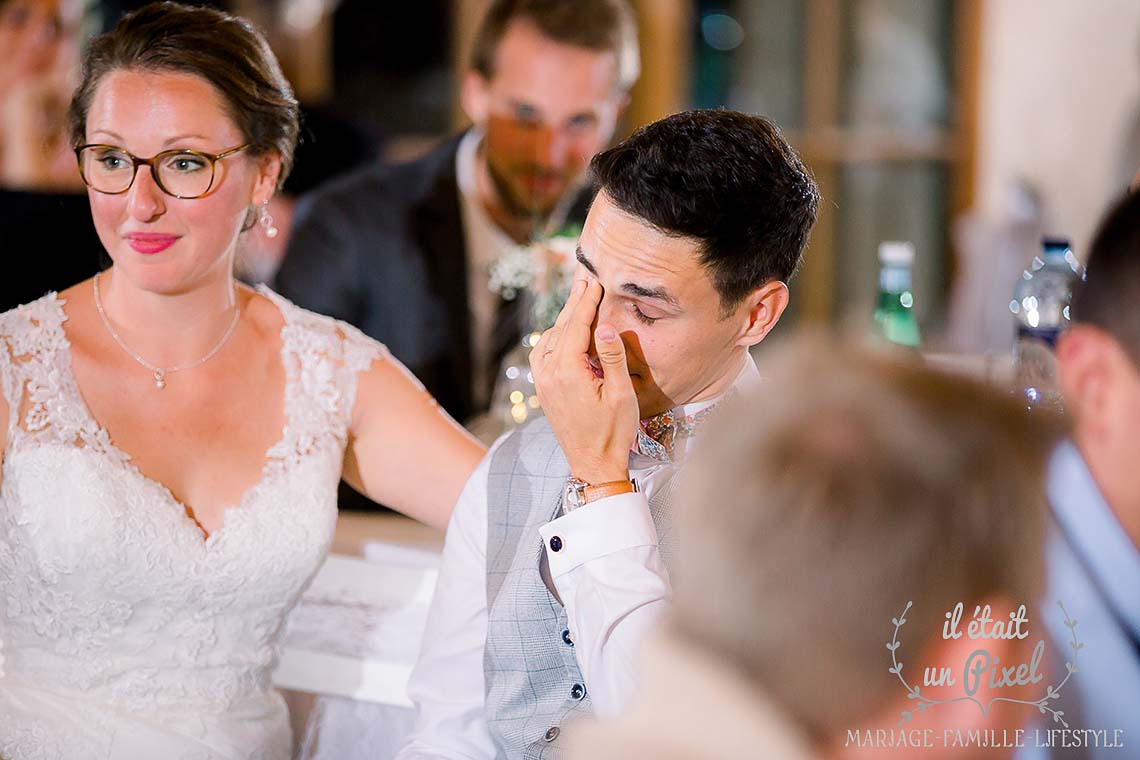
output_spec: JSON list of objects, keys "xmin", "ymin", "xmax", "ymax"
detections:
[{"xmin": 483, "ymin": 417, "xmax": 680, "ymax": 760}]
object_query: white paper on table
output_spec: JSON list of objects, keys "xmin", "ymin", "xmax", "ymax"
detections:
[{"xmin": 273, "ymin": 550, "xmax": 440, "ymax": 707}]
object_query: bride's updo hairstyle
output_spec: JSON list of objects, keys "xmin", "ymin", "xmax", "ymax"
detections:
[{"xmin": 68, "ymin": 1, "xmax": 300, "ymax": 189}]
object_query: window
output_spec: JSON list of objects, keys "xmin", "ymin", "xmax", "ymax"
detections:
[{"xmin": 692, "ymin": 0, "xmax": 979, "ymax": 333}]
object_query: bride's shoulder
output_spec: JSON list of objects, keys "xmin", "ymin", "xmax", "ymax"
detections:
[
  {"xmin": 252, "ymin": 286, "xmax": 389, "ymax": 367},
  {"xmin": 0, "ymin": 290, "xmax": 68, "ymax": 349},
  {"xmin": 241, "ymin": 285, "xmax": 288, "ymax": 337}
]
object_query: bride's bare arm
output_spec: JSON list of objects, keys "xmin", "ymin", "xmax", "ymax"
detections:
[
  {"xmin": 342, "ymin": 355, "xmax": 485, "ymax": 530},
  {"xmin": 0, "ymin": 391, "xmax": 7, "ymax": 489}
]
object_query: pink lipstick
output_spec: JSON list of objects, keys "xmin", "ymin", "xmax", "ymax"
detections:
[{"xmin": 125, "ymin": 233, "xmax": 179, "ymax": 254}]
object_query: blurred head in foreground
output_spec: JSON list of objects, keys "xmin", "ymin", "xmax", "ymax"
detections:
[{"xmin": 574, "ymin": 337, "xmax": 1056, "ymax": 760}]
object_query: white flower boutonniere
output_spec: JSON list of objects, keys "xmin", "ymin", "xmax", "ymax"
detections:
[{"xmin": 487, "ymin": 230, "xmax": 580, "ymax": 332}]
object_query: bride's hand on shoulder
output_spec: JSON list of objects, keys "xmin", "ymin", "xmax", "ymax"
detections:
[{"xmin": 342, "ymin": 354, "xmax": 485, "ymax": 531}]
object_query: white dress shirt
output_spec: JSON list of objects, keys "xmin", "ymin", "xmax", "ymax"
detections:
[
  {"xmin": 1015, "ymin": 441, "xmax": 1140, "ymax": 760},
  {"xmin": 395, "ymin": 355, "xmax": 760, "ymax": 759}
]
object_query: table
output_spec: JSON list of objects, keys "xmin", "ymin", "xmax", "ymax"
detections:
[{"xmin": 274, "ymin": 513, "xmax": 444, "ymax": 759}]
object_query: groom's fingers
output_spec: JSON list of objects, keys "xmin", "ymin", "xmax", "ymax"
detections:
[
  {"xmin": 529, "ymin": 326, "xmax": 553, "ymax": 372},
  {"xmin": 596, "ymin": 323, "xmax": 635, "ymax": 406},
  {"xmin": 552, "ymin": 277, "xmax": 589, "ymax": 333},
  {"xmin": 558, "ymin": 279, "xmax": 603, "ymax": 363},
  {"xmin": 543, "ymin": 326, "xmax": 560, "ymax": 355},
  {"xmin": 539, "ymin": 277, "xmax": 588, "ymax": 361}
]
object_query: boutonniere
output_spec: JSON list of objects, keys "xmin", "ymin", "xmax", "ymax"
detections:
[{"xmin": 487, "ymin": 227, "xmax": 580, "ymax": 332}]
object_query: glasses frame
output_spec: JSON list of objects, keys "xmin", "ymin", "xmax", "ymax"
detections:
[{"xmin": 74, "ymin": 143, "xmax": 251, "ymax": 199}]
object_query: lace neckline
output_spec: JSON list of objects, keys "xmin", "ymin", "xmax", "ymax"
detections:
[{"xmin": 40, "ymin": 285, "xmax": 298, "ymax": 546}]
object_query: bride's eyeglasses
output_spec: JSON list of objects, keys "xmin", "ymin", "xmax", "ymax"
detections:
[{"xmin": 75, "ymin": 143, "xmax": 250, "ymax": 199}]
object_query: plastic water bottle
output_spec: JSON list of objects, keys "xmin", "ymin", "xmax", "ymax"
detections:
[
  {"xmin": 872, "ymin": 242, "xmax": 921, "ymax": 348},
  {"xmin": 1009, "ymin": 238, "xmax": 1084, "ymax": 408}
]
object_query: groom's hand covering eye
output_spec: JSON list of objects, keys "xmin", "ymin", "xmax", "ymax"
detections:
[{"xmin": 530, "ymin": 276, "xmax": 639, "ymax": 486}]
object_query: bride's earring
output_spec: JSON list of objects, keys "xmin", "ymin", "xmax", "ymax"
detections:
[{"xmin": 258, "ymin": 200, "xmax": 279, "ymax": 239}]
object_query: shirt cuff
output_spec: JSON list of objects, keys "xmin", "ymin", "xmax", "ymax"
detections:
[{"xmin": 538, "ymin": 492, "xmax": 657, "ymax": 577}]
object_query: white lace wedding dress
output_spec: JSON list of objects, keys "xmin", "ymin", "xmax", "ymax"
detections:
[{"xmin": 0, "ymin": 288, "xmax": 385, "ymax": 760}]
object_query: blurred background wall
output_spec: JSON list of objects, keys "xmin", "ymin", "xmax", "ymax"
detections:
[
  {"xmin": 975, "ymin": 0, "xmax": 1140, "ymax": 256},
  {"xmin": 11, "ymin": 0, "xmax": 1140, "ymax": 347}
]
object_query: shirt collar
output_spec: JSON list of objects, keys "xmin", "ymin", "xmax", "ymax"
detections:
[
  {"xmin": 629, "ymin": 352, "xmax": 760, "ymax": 470},
  {"xmin": 455, "ymin": 127, "xmax": 480, "ymax": 198}
]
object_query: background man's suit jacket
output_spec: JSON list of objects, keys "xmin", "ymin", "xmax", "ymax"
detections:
[
  {"xmin": 276, "ymin": 134, "xmax": 477, "ymax": 423},
  {"xmin": 274, "ymin": 133, "xmax": 593, "ymax": 510}
]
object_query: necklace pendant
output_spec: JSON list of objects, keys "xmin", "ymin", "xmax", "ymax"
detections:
[{"xmin": 93, "ymin": 274, "xmax": 242, "ymax": 389}]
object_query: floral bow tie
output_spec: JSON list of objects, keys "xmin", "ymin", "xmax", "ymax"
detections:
[{"xmin": 633, "ymin": 398, "xmax": 728, "ymax": 464}]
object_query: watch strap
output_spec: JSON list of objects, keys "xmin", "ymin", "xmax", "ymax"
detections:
[{"xmin": 581, "ymin": 479, "xmax": 636, "ymax": 504}]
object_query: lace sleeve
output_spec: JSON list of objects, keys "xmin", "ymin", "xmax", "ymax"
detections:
[
  {"xmin": 0, "ymin": 298, "xmax": 66, "ymax": 442},
  {"xmin": 259, "ymin": 286, "xmax": 400, "ymax": 451},
  {"xmin": 332, "ymin": 321, "xmax": 390, "ymax": 432}
]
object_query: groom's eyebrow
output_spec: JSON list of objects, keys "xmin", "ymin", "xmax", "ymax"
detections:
[
  {"xmin": 575, "ymin": 246, "xmax": 598, "ymax": 276},
  {"xmin": 622, "ymin": 282, "xmax": 678, "ymax": 307},
  {"xmin": 576, "ymin": 246, "xmax": 679, "ymax": 308}
]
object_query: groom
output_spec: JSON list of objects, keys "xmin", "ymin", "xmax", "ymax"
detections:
[{"xmin": 395, "ymin": 109, "xmax": 819, "ymax": 759}]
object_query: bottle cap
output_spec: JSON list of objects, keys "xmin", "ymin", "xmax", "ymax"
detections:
[
  {"xmin": 878, "ymin": 241, "xmax": 915, "ymax": 266},
  {"xmin": 1041, "ymin": 237, "xmax": 1071, "ymax": 252}
]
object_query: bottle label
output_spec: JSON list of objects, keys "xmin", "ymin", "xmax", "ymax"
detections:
[
  {"xmin": 1017, "ymin": 325, "xmax": 1062, "ymax": 348},
  {"xmin": 880, "ymin": 266, "xmax": 912, "ymax": 292}
]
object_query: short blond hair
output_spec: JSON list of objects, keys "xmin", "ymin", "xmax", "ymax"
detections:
[
  {"xmin": 469, "ymin": 0, "xmax": 639, "ymax": 92},
  {"xmin": 673, "ymin": 337, "xmax": 1055, "ymax": 739}
]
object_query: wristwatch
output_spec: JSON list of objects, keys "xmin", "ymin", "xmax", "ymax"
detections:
[{"xmin": 563, "ymin": 477, "xmax": 638, "ymax": 512}]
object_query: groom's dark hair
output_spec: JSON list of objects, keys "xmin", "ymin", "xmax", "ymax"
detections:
[{"xmin": 589, "ymin": 109, "xmax": 819, "ymax": 315}]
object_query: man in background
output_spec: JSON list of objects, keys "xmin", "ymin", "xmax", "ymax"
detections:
[
  {"xmin": 275, "ymin": 0, "xmax": 638, "ymax": 428},
  {"xmin": 1019, "ymin": 188, "xmax": 1140, "ymax": 759}
]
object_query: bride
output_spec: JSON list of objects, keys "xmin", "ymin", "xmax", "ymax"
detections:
[{"xmin": 0, "ymin": 3, "xmax": 485, "ymax": 758}]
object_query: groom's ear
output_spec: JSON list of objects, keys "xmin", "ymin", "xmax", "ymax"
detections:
[{"xmin": 733, "ymin": 281, "xmax": 789, "ymax": 349}]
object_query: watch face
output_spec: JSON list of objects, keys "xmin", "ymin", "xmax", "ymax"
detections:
[{"xmin": 564, "ymin": 479, "xmax": 587, "ymax": 511}]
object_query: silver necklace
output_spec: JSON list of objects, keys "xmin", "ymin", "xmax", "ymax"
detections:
[{"xmin": 92, "ymin": 272, "xmax": 242, "ymax": 390}]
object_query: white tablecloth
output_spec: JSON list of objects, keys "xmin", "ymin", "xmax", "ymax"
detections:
[{"xmin": 273, "ymin": 542, "xmax": 441, "ymax": 759}]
